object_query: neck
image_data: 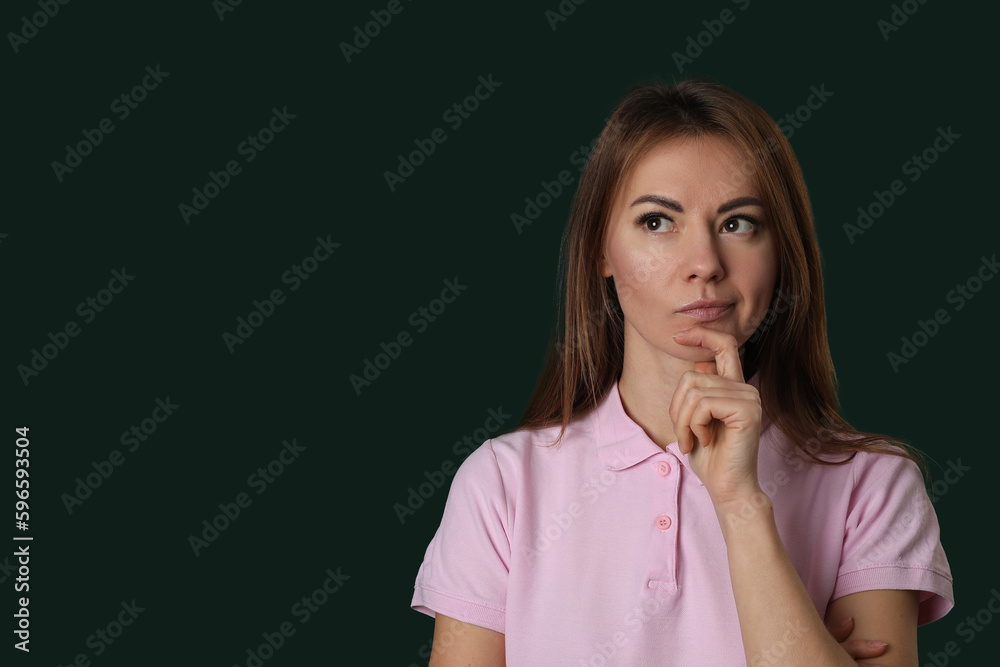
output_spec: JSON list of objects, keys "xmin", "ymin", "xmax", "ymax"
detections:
[{"xmin": 617, "ymin": 326, "xmax": 746, "ymax": 451}]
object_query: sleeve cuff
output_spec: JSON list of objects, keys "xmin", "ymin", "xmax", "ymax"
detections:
[
  {"xmin": 411, "ymin": 584, "xmax": 506, "ymax": 635},
  {"xmin": 833, "ymin": 565, "xmax": 955, "ymax": 625}
]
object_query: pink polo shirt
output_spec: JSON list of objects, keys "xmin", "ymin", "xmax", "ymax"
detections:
[{"xmin": 410, "ymin": 373, "xmax": 955, "ymax": 664}]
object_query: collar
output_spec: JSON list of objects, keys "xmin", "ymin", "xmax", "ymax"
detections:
[{"xmin": 592, "ymin": 372, "xmax": 762, "ymax": 487}]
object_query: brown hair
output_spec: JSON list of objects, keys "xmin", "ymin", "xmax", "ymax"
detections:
[{"xmin": 515, "ymin": 77, "xmax": 931, "ymax": 482}]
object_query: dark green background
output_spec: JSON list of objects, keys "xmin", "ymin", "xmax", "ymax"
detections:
[{"xmin": 3, "ymin": 0, "xmax": 995, "ymax": 664}]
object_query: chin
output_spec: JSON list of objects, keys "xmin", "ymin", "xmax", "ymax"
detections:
[
  {"xmin": 675, "ymin": 320, "xmax": 740, "ymax": 340},
  {"xmin": 668, "ymin": 341, "xmax": 717, "ymax": 362}
]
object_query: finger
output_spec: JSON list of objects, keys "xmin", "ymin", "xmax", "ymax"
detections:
[
  {"xmin": 690, "ymin": 420, "xmax": 714, "ymax": 452},
  {"xmin": 672, "ymin": 325, "xmax": 743, "ymax": 383},
  {"xmin": 668, "ymin": 369, "xmax": 750, "ymax": 427},
  {"xmin": 840, "ymin": 639, "xmax": 889, "ymax": 659},
  {"xmin": 674, "ymin": 387, "xmax": 749, "ymax": 451},
  {"xmin": 687, "ymin": 394, "xmax": 747, "ymax": 447},
  {"xmin": 670, "ymin": 380, "xmax": 696, "ymax": 449},
  {"xmin": 668, "ymin": 372, "xmax": 694, "ymax": 446},
  {"xmin": 675, "ymin": 416, "xmax": 695, "ymax": 455},
  {"xmin": 688, "ymin": 400, "xmax": 725, "ymax": 452},
  {"xmin": 673, "ymin": 407, "xmax": 695, "ymax": 456},
  {"xmin": 670, "ymin": 382, "xmax": 729, "ymax": 451},
  {"xmin": 693, "ymin": 360, "xmax": 717, "ymax": 376},
  {"xmin": 825, "ymin": 616, "xmax": 853, "ymax": 643}
]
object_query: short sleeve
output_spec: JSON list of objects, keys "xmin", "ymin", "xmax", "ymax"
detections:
[
  {"xmin": 834, "ymin": 451, "xmax": 955, "ymax": 625},
  {"xmin": 410, "ymin": 440, "xmax": 510, "ymax": 634}
]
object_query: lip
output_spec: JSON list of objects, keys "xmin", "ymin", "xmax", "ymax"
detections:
[{"xmin": 676, "ymin": 299, "xmax": 733, "ymax": 321}]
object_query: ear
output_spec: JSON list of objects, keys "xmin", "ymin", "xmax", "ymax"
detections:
[{"xmin": 599, "ymin": 245, "xmax": 613, "ymax": 278}]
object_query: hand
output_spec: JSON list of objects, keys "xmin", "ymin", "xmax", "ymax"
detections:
[
  {"xmin": 825, "ymin": 615, "xmax": 889, "ymax": 664},
  {"xmin": 669, "ymin": 326, "xmax": 762, "ymax": 509}
]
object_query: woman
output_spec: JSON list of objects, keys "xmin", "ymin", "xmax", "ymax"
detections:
[{"xmin": 410, "ymin": 78, "xmax": 954, "ymax": 665}]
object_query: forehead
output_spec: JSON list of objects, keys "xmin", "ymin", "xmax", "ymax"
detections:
[{"xmin": 616, "ymin": 134, "xmax": 758, "ymax": 207}]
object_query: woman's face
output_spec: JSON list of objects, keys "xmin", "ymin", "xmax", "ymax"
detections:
[{"xmin": 600, "ymin": 134, "xmax": 779, "ymax": 365}]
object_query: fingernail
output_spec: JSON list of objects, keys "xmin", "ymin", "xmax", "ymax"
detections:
[
  {"xmin": 837, "ymin": 616, "xmax": 852, "ymax": 629},
  {"xmin": 868, "ymin": 641, "xmax": 888, "ymax": 647}
]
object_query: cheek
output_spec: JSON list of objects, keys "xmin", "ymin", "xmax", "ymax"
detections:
[
  {"xmin": 610, "ymin": 245, "xmax": 673, "ymax": 306},
  {"xmin": 735, "ymin": 256, "xmax": 779, "ymax": 320}
]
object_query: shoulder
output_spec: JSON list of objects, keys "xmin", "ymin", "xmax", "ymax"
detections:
[
  {"xmin": 450, "ymin": 413, "xmax": 598, "ymax": 499},
  {"xmin": 842, "ymin": 447, "xmax": 932, "ymax": 533},
  {"xmin": 759, "ymin": 426, "xmax": 930, "ymax": 509},
  {"xmin": 764, "ymin": 425, "xmax": 921, "ymax": 478},
  {"xmin": 478, "ymin": 409, "xmax": 597, "ymax": 464},
  {"xmin": 848, "ymin": 443, "xmax": 923, "ymax": 482}
]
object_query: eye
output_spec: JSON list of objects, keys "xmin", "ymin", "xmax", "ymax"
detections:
[
  {"xmin": 636, "ymin": 211, "xmax": 674, "ymax": 233},
  {"xmin": 721, "ymin": 214, "xmax": 762, "ymax": 235}
]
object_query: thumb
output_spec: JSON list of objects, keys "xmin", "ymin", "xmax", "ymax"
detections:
[{"xmin": 693, "ymin": 360, "xmax": 717, "ymax": 375}]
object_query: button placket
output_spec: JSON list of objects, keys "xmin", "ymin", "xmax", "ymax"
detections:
[{"xmin": 647, "ymin": 454, "xmax": 679, "ymax": 591}]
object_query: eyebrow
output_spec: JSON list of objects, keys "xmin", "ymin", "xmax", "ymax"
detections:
[{"xmin": 629, "ymin": 194, "xmax": 765, "ymax": 214}]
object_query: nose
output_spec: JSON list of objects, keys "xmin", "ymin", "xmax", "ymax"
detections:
[{"xmin": 680, "ymin": 223, "xmax": 724, "ymax": 282}]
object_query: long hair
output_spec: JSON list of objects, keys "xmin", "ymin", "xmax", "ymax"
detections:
[{"xmin": 515, "ymin": 77, "xmax": 931, "ymax": 482}]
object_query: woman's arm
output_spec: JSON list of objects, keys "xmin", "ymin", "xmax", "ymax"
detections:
[
  {"xmin": 826, "ymin": 589, "xmax": 920, "ymax": 665},
  {"xmin": 668, "ymin": 327, "xmax": 918, "ymax": 665},
  {"xmin": 718, "ymin": 492, "xmax": 918, "ymax": 666},
  {"xmin": 427, "ymin": 614, "xmax": 505, "ymax": 667}
]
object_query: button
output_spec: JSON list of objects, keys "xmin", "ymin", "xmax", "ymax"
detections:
[
  {"xmin": 655, "ymin": 514, "xmax": 672, "ymax": 531},
  {"xmin": 655, "ymin": 460, "xmax": 671, "ymax": 476}
]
